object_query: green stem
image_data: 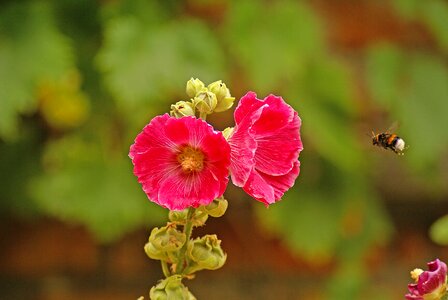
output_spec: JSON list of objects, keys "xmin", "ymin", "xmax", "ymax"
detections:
[
  {"xmin": 161, "ymin": 260, "xmax": 170, "ymax": 277},
  {"xmin": 199, "ymin": 112, "xmax": 208, "ymax": 120},
  {"xmin": 177, "ymin": 207, "xmax": 195, "ymax": 274}
]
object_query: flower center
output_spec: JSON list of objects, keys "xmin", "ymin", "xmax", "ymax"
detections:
[{"xmin": 177, "ymin": 146, "xmax": 205, "ymax": 173}]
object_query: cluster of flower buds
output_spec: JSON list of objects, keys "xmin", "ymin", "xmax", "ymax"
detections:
[
  {"xmin": 170, "ymin": 78, "xmax": 235, "ymax": 118},
  {"xmin": 144, "ymin": 223, "xmax": 186, "ymax": 263},
  {"xmin": 149, "ymin": 275, "xmax": 196, "ymax": 300},
  {"xmin": 143, "ymin": 197, "xmax": 228, "ymax": 299}
]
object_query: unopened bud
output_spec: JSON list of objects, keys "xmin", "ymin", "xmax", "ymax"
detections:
[
  {"xmin": 199, "ymin": 196, "xmax": 228, "ymax": 218},
  {"xmin": 207, "ymin": 80, "xmax": 235, "ymax": 113},
  {"xmin": 168, "ymin": 209, "xmax": 189, "ymax": 224},
  {"xmin": 186, "ymin": 78, "xmax": 205, "ymax": 98},
  {"xmin": 169, "ymin": 209, "xmax": 208, "ymax": 227},
  {"xmin": 170, "ymin": 101, "xmax": 195, "ymax": 118},
  {"xmin": 193, "ymin": 91, "xmax": 217, "ymax": 115},
  {"xmin": 186, "ymin": 234, "xmax": 226, "ymax": 273},
  {"xmin": 149, "ymin": 275, "xmax": 196, "ymax": 300},
  {"xmin": 222, "ymin": 127, "xmax": 234, "ymax": 140},
  {"xmin": 144, "ymin": 224, "xmax": 186, "ymax": 262}
]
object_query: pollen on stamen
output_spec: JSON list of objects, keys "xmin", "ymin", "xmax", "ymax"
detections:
[{"xmin": 177, "ymin": 146, "xmax": 205, "ymax": 173}]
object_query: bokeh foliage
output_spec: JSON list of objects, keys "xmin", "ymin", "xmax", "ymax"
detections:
[{"xmin": 1, "ymin": 0, "xmax": 448, "ymax": 298}]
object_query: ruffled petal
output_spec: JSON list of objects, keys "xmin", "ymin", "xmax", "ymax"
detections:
[
  {"xmin": 233, "ymin": 91, "xmax": 265, "ymax": 125},
  {"xmin": 131, "ymin": 146, "xmax": 178, "ymax": 203},
  {"xmin": 157, "ymin": 169, "xmax": 224, "ymax": 211},
  {"xmin": 251, "ymin": 94, "xmax": 294, "ymax": 135},
  {"xmin": 129, "ymin": 114, "xmax": 174, "ymax": 159},
  {"xmin": 228, "ymin": 106, "xmax": 263, "ymax": 186},
  {"xmin": 129, "ymin": 114, "xmax": 231, "ymax": 210},
  {"xmin": 201, "ymin": 130, "xmax": 231, "ymax": 164},
  {"xmin": 254, "ymin": 112, "xmax": 302, "ymax": 176},
  {"xmin": 258, "ymin": 160, "xmax": 300, "ymax": 201},
  {"xmin": 243, "ymin": 161, "xmax": 300, "ymax": 205},
  {"xmin": 243, "ymin": 169, "xmax": 275, "ymax": 205}
]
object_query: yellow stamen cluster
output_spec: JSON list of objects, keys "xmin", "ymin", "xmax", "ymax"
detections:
[
  {"xmin": 177, "ymin": 146, "xmax": 205, "ymax": 173},
  {"xmin": 411, "ymin": 268, "xmax": 424, "ymax": 282}
]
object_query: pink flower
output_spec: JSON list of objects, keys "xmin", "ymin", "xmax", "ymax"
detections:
[
  {"xmin": 129, "ymin": 114, "xmax": 230, "ymax": 211},
  {"xmin": 228, "ymin": 92, "xmax": 303, "ymax": 205},
  {"xmin": 406, "ymin": 259, "xmax": 447, "ymax": 300}
]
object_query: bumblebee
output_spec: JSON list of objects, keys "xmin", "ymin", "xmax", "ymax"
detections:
[{"xmin": 371, "ymin": 131, "xmax": 406, "ymax": 155}]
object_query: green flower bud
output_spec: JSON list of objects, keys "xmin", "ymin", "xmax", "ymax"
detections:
[
  {"xmin": 193, "ymin": 90, "xmax": 217, "ymax": 115},
  {"xmin": 191, "ymin": 210, "xmax": 209, "ymax": 227},
  {"xmin": 149, "ymin": 275, "xmax": 196, "ymax": 300},
  {"xmin": 186, "ymin": 78, "xmax": 205, "ymax": 98},
  {"xmin": 169, "ymin": 209, "xmax": 208, "ymax": 227},
  {"xmin": 144, "ymin": 224, "xmax": 186, "ymax": 262},
  {"xmin": 222, "ymin": 127, "xmax": 234, "ymax": 140},
  {"xmin": 199, "ymin": 196, "xmax": 228, "ymax": 218},
  {"xmin": 214, "ymin": 96, "xmax": 235, "ymax": 113},
  {"xmin": 207, "ymin": 80, "xmax": 235, "ymax": 113},
  {"xmin": 168, "ymin": 209, "xmax": 189, "ymax": 224},
  {"xmin": 186, "ymin": 234, "xmax": 227, "ymax": 273},
  {"xmin": 170, "ymin": 101, "xmax": 195, "ymax": 118}
]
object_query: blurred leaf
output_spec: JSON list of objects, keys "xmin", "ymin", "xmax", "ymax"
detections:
[
  {"xmin": 300, "ymin": 98, "xmax": 363, "ymax": 173},
  {"xmin": 326, "ymin": 262, "xmax": 367, "ymax": 300},
  {"xmin": 0, "ymin": 127, "xmax": 43, "ymax": 216},
  {"xmin": 97, "ymin": 11, "xmax": 225, "ymax": 111},
  {"xmin": 398, "ymin": 55, "xmax": 448, "ymax": 171},
  {"xmin": 257, "ymin": 190, "xmax": 341, "ymax": 263},
  {"xmin": 422, "ymin": 0, "xmax": 448, "ymax": 53},
  {"xmin": 224, "ymin": 0, "xmax": 324, "ymax": 93},
  {"xmin": 290, "ymin": 57, "xmax": 363, "ymax": 173},
  {"xmin": 0, "ymin": 2, "xmax": 74, "ymax": 139},
  {"xmin": 430, "ymin": 214, "xmax": 448, "ymax": 245},
  {"xmin": 306, "ymin": 58, "xmax": 356, "ymax": 116},
  {"xmin": 30, "ymin": 136, "xmax": 165, "ymax": 243},
  {"xmin": 392, "ymin": 0, "xmax": 420, "ymax": 19},
  {"xmin": 257, "ymin": 158, "xmax": 391, "ymax": 265},
  {"xmin": 393, "ymin": 0, "xmax": 448, "ymax": 53},
  {"xmin": 38, "ymin": 71, "xmax": 90, "ymax": 130},
  {"xmin": 365, "ymin": 45, "xmax": 404, "ymax": 110}
]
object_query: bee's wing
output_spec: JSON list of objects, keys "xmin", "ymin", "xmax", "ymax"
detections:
[{"xmin": 387, "ymin": 121, "xmax": 400, "ymax": 133}]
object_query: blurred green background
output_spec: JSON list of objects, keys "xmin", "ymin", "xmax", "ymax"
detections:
[{"xmin": 1, "ymin": 0, "xmax": 448, "ymax": 299}]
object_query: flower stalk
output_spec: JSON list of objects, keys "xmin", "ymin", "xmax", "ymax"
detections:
[
  {"xmin": 161, "ymin": 260, "xmax": 171, "ymax": 278},
  {"xmin": 177, "ymin": 207, "xmax": 195, "ymax": 274}
]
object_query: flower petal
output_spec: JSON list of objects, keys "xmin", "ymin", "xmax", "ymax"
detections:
[
  {"xmin": 228, "ymin": 106, "xmax": 263, "ymax": 186},
  {"xmin": 251, "ymin": 94, "xmax": 294, "ymax": 135},
  {"xmin": 233, "ymin": 91, "xmax": 265, "ymax": 125},
  {"xmin": 243, "ymin": 160, "xmax": 300, "ymax": 205},
  {"xmin": 129, "ymin": 115, "xmax": 231, "ymax": 210},
  {"xmin": 243, "ymin": 169, "xmax": 275, "ymax": 205},
  {"xmin": 254, "ymin": 111, "xmax": 302, "ymax": 176},
  {"xmin": 129, "ymin": 114, "xmax": 174, "ymax": 158},
  {"xmin": 157, "ymin": 169, "xmax": 225, "ymax": 211}
]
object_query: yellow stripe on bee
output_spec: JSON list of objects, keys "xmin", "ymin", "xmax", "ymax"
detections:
[{"xmin": 387, "ymin": 134, "xmax": 397, "ymax": 145}]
